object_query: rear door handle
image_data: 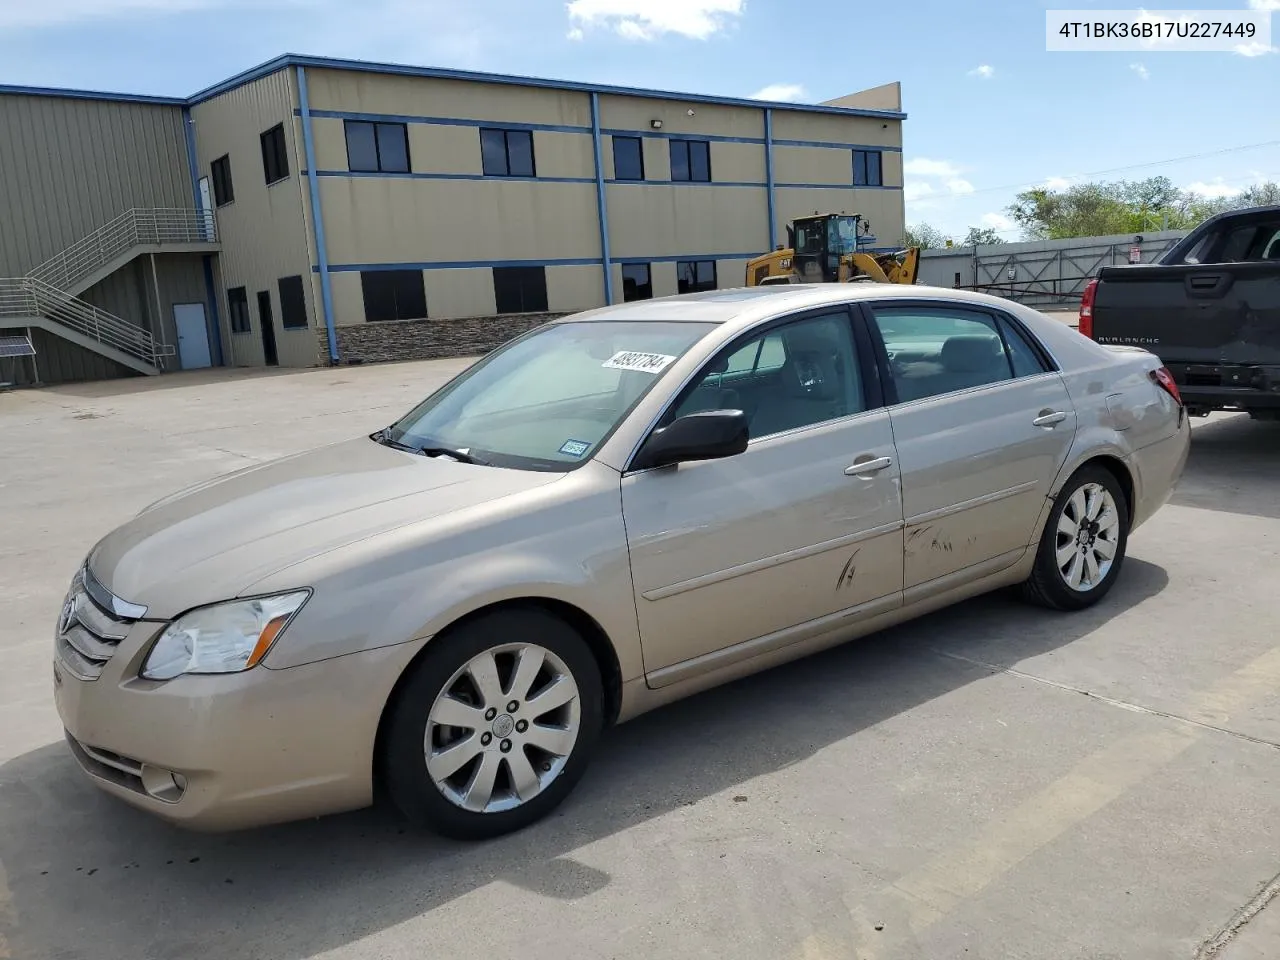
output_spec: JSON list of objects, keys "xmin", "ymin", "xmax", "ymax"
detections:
[
  {"xmin": 845, "ymin": 456, "xmax": 893, "ymax": 476},
  {"xmin": 1033, "ymin": 411, "xmax": 1068, "ymax": 427}
]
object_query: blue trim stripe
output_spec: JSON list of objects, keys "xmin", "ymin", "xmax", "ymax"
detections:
[
  {"xmin": 316, "ymin": 253, "xmax": 765, "ymax": 273},
  {"xmin": 776, "ymin": 182, "xmax": 902, "ymax": 191},
  {"xmin": 299, "ymin": 108, "xmax": 590, "ymax": 135},
  {"xmin": 297, "ymin": 66, "xmax": 339, "ymax": 364},
  {"xmin": 606, "ymin": 179, "xmax": 765, "ymax": 188},
  {"xmin": 773, "ymin": 138, "xmax": 903, "ymax": 152},
  {"xmin": 603, "ymin": 128, "xmax": 763, "ymax": 145},
  {"xmin": 309, "ymin": 169, "xmax": 596, "ymax": 184},
  {"xmin": 765, "ymin": 108, "xmax": 777, "ymax": 251},
  {"xmin": 4, "ymin": 54, "xmax": 906, "ymax": 122},
  {"xmin": 590, "ymin": 92, "xmax": 614, "ymax": 306}
]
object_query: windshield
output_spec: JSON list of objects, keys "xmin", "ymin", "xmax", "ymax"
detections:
[
  {"xmin": 828, "ymin": 216, "xmax": 860, "ymax": 256},
  {"xmin": 385, "ymin": 320, "xmax": 715, "ymax": 471}
]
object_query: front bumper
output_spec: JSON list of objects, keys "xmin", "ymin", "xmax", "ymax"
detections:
[{"xmin": 54, "ymin": 615, "xmax": 426, "ymax": 832}]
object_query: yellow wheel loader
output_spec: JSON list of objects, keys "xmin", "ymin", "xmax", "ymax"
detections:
[{"xmin": 745, "ymin": 213, "xmax": 920, "ymax": 287}]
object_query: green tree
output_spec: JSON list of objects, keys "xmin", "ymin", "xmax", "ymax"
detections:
[
  {"xmin": 961, "ymin": 226, "xmax": 1006, "ymax": 246},
  {"xmin": 904, "ymin": 222, "xmax": 948, "ymax": 249}
]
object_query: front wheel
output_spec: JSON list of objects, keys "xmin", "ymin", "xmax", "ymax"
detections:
[
  {"xmin": 381, "ymin": 607, "xmax": 604, "ymax": 840},
  {"xmin": 1021, "ymin": 464, "xmax": 1130, "ymax": 611}
]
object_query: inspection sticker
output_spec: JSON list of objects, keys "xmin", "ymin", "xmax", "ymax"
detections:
[
  {"xmin": 558, "ymin": 439, "xmax": 592, "ymax": 458},
  {"xmin": 602, "ymin": 350, "xmax": 677, "ymax": 374}
]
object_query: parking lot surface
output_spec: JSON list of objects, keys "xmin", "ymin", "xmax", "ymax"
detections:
[{"xmin": 2, "ymin": 359, "xmax": 1278, "ymax": 960}]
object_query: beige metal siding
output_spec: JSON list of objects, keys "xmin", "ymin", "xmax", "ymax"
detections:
[
  {"xmin": 191, "ymin": 69, "xmax": 315, "ymax": 368},
  {"xmin": 770, "ymin": 111, "xmax": 902, "ymax": 149},
  {"xmin": 319, "ymin": 178, "xmax": 600, "ymax": 269},
  {"xmin": 598, "ymin": 95, "xmax": 764, "ymax": 140},
  {"xmin": 304, "ymin": 69, "xmax": 593, "ymax": 128},
  {"xmin": 606, "ymin": 184, "xmax": 768, "ymax": 260},
  {"xmin": 0, "ymin": 94, "xmax": 192, "ymax": 276},
  {"xmin": 546, "ymin": 264, "xmax": 603, "ymax": 313},
  {"xmin": 774, "ymin": 186, "xmax": 905, "ymax": 251}
]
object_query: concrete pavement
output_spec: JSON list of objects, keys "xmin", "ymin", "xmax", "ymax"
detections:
[{"xmin": 1, "ymin": 360, "xmax": 1278, "ymax": 960}]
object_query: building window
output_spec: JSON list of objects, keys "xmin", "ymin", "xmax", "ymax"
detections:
[
  {"xmin": 670, "ymin": 139, "xmax": 711, "ymax": 182},
  {"xmin": 227, "ymin": 286, "xmax": 250, "ymax": 333},
  {"xmin": 621, "ymin": 263, "xmax": 652, "ymax": 301},
  {"xmin": 210, "ymin": 155, "xmax": 234, "ymax": 206},
  {"xmin": 677, "ymin": 260, "xmax": 717, "ymax": 293},
  {"xmin": 493, "ymin": 266, "xmax": 548, "ymax": 313},
  {"xmin": 612, "ymin": 136, "xmax": 645, "ymax": 181},
  {"xmin": 260, "ymin": 123, "xmax": 289, "ymax": 185},
  {"xmin": 480, "ymin": 128, "xmax": 536, "ymax": 178},
  {"xmin": 278, "ymin": 275, "xmax": 308, "ymax": 329},
  {"xmin": 344, "ymin": 120, "xmax": 411, "ymax": 173},
  {"xmin": 361, "ymin": 270, "xmax": 427, "ymax": 323},
  {"xmin": 853, "ymin": 149, "xmax": 883, "ymax": 186}
]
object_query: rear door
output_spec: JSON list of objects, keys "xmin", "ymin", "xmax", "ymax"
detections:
[
  {"xmin": 862, "ymin": 300, "xmax": 1077, "ymax": 593},
  {"xmin": 620, "ymin": 306, "xmax": 904, "ymax": 687}
]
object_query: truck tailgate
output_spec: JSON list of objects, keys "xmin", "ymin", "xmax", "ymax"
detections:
[{"xmin": 1091, "ymin": 261, "xmax": 1280, "ymax": 366}]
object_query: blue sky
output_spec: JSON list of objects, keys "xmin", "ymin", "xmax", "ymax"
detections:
[{"xmin": 1, "ymin": 0, "xmax": 1276, "ymax": 240}]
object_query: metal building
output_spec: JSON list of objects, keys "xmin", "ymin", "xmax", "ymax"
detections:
[{"xmin": 0, "ymin": 55, "xmax": 906, "ymax": 384}]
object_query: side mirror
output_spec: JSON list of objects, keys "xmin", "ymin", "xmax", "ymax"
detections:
[{"xmin": 632, "ymin": 409, "xmax": 749, "ymax": 471}]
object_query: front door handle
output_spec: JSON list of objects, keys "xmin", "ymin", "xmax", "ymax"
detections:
[
  {"xmin": 845, "ymin": 456, "xmax": 893, "ymax": 476},
  {"xmin": 1033, "ymin": 410, "xmax": 1068, "ymax": 428}
]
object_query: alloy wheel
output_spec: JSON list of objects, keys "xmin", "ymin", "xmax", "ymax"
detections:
[
  {"xmin": 424, "ymin": 642, "xmax": 581, "ymax": 814},
  {"xmin": 1054, "ymin": 482, "xmax": 1121, "ymax": 592}
]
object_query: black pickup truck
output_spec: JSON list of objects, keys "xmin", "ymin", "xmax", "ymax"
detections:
[{"xmin": 1080, "ymin": 205, "xmax": 1280, "ymax": 419}]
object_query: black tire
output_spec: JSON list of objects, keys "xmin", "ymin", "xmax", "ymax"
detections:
[
  {"xmin": 1021, "ymin": 463, "xmax": 1130, "ymax": 611},
  {"xmin": 381, "ymin": 606, "xmax": 604, "ymax": 841}
]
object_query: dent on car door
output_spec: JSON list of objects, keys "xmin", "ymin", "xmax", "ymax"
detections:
[
  {"xmin": 865, "ymin": 302, "xmax": 1077, "ymax": 592},
  {"xmin": 619, "ymin": 308, "xmax": 905, "ymax": 687}
]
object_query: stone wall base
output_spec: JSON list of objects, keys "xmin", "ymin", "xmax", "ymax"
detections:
[{"xmin": 315, "ymin": 313, "xmax": 565, "ymax": 366}]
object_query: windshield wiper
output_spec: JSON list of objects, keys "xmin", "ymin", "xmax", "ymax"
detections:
[
  {"xmin": 414, "ymin": 445, "xmax": 488, "ymax": 465},
  {"xmin": 371, "ymin": 427, "xmax": 416, "ymax": 452}
]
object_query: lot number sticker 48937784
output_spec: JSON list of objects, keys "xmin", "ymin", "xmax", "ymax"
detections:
[{"xmin": 602, "ymin": 351, "xmax": 677, "ymax": 374}]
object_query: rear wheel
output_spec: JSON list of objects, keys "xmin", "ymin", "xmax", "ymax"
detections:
[
  {"xmin": 1021, "ymin": 464, "xmax": 1130, "ymax": 611},
  {"xmin": 381, "ymin": 607, "xmax": 604, "ymax": 840}
]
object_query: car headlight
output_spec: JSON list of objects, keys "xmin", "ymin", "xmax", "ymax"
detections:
[{"xmin": 141, "ymin": 591, "xmax": 311, "ymax": 681}]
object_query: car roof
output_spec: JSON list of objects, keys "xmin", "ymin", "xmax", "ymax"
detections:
[{"xmin": 553, "ymin": 283, "xmax": 1036, "ymax": 333}]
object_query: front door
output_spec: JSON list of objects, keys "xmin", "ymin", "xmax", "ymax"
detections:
[
  {"xmin": 621, "ymin": 307, "xmax": 904, "ymax": 686},
  {"xmin": 256, "ymin": 290, "xmax": 279, "ymax": 366},
  {"xmin": 173, "ymin": 302, "xmax": 212, "ymax": 369},
  {"xmin": 863, "ymin": 300, "xmax": 1077, "ymax": 591},
  {"xmin": 197, "ymin": 176, "xmax": 214, "ymax": 241}
]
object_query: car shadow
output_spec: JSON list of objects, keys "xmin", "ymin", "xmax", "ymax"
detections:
[
  {"xmin": 1174, "ymin": 414, "xmax": 1280, "ymax": 520},
  {"xmin": 0, "ymin": 559, "xmax": 1168, "ymax": 960}
]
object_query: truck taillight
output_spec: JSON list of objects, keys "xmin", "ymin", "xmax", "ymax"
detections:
[
  {"xmin": 1078, "ymin": 278, "xmax": 1098, "ymax": 339},
  {"xmin": 1150, "ymin": 366, "xmax": 1182, "ymax": 406}
]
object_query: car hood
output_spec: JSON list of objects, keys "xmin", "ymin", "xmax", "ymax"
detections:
[{"xmin": 88, "ymin": 437, "xmax": 563, "ymax": 618}]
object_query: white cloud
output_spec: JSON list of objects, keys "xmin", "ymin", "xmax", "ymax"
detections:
[
  {"xmin": 567, "ymin": 26, "xmax": 585, "ymax": 40},
  {"xmin": 749, "ymin": 83, "xmax": 807, "ymax": 102},
  {"xmin": 947, "ymin": 178, "xmax": 975, "ymax": 195},
  {"xmin": 903, "ymin": 158, "xmax": 962, "ymax": 178},
  {"xmin": 1042, "ymin": 176, "xmax": 1073, "ymax": 190},
  {"xmin": 566, "ymin": 0, "xmax": 745, "ymax": 41},
  {"xmin": 982, "ymin": 212, "xmax": 1014, "ymax": 231},
  {"xmin": 967, "ymin": 64, "xmax": 994, "ymax": 79},
  {"xmin": 1130, "ymin": 62, "xmax": 1149, "ymax": 80},
  {"xmin": 1185, "ymin": 179, "xmax": 1244, "ymax": 199},
  {"xmin": 904, "ymin": 182, "xmax": 935, "ymax": 202},
  {"xmin": 1234, "ymin": 40, "xmax": 1277, "ymax": 56}
]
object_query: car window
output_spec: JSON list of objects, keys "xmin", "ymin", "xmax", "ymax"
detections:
[
  {"xmin": 1000, "ymin": 317, "xmax": 1050, "ymax": 377},
  {"xmin": 664, "ymin": 311, "xmax": 864, "ymax": 438},
  {"xmin": 1184, "ymin": 218, "xmax": 1280, "ymax": 264},
  {"xmin": 870, "ymin": 305, "xmax": 1018, "ymax": 403},
  {"xmin": 387, "ymin": 320, "xmax": 714, "ymax": 471}
]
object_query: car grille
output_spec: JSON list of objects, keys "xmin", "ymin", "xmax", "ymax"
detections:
[{"xmin": 55, "ymin": 566, "xmax": 138, "ymax": 680}]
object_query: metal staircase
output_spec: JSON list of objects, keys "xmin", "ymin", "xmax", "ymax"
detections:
[{"xmin": 0, "ymin": 208, "xmax": 217, "ymax": 377}]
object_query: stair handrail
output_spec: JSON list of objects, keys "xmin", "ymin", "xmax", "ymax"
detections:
[
  {"xmin": 26, "ymin": 208, "xmax": 218, "ymax": 293},
  {"xmin": 0, "ymin": 276, "xmax": 170, "ymax": 370}
]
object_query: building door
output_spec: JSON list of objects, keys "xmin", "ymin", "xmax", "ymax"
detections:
[
  {"xmin": 173, "ymin": 303, "xmax": 212, "ymax": 369},
  {"xmin": 197, "ymin": 176, "xmax": 215, "ymax": 241},
  {"xmin": 256, "ymin": 290, "xmax": 279, "ymax": 366}
]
